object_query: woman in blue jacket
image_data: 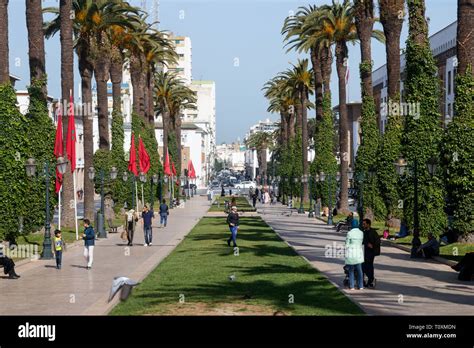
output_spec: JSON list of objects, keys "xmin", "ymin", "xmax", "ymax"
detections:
[{"xmin": 345, "ymin": 219, "xmax": 364, "ymax": 290}]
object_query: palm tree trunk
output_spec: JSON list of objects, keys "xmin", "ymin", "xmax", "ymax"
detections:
[
  {"xmin": 321, "ymin": 45, "xmax": 333, "ymax": 96},
  {"xmin": 175, "ymin": 115, "xmax": 182, "ymax": 175},
  {"xmin": 280, "ymin": 111, "xmax": 288, "ymax": 147},
  {"xmin": 301, "ymin": 88, "xmax": 309, "ymax": 200},
  {"xmin": 59, "ymin": 0, "xmax": 76, "ymax": 228},
  {"xmin": 261, "ymin": 147, "xmax": 267, "ymax": 185},
  {"xmin": 288, "ymin": 111, "xmax": 295, "ymax": 140},
  {"xmin": 147, "ymin": 69, "xmax": 155, "ymax": 122},
  {"xmin": 380, "ymin": 0, "xmax": 404, "ymax": 100},
  {"xmin": 79, "ymin": 52, "xmax": 95, "ymax": 221},
  {"xmin": 94, "ymin": 50, "xmax": 111, "ymax": 150},
  {"xmin": 143, "ymin": 70, "xmax": 150, "ymax": 122},
  {"xmin": 408, "ymin": 0, "xmax": 428, "ymax": 46},
  {"xmin": 354, "ymin": 0, "xmax": 374, "ymax": 96},
  {"xmin": 131, "ymin": 55, "xmax": 145, "ymax": 119},
  {"xmin": 336, "ymin": 41, "xmax": 350, "ymax": 214},
  {"xmin": 0, "ymin": 0, "xmax": 9, "ymax": 84},
  {"xmin": 110, "ymin": 55, "xmax": 123, "ymax": 117},
  {"xmin": 311, "ymin": 47, "xmax": 324, "ymax": 120},
  {"xmin": 26, "ymin": 0, "xmax": 47, "ymax": 100},
  {"xmin": 457, "ymin": 0, "xmax": 474, "ymax": 75},
  {"xmin": 162, "ymin": 103, "xmax": 170, "ymax": 163}
]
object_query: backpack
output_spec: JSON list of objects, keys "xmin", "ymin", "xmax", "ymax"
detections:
[{"xmin": 372, "ymin": 230, "xmax": 381, "ymax": 256}]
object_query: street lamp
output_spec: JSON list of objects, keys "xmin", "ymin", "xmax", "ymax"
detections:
[
  {"xmin": 89, "ymin": 166, "xmax": 118, "ymax": 238},
  {"xmin": 319, "ymin": 171, "xmax": 336, "ymax": 225},
  {"xmin": 25, "ymin": 157, "xmax": 68, "ymax": 259},
  {"xmin": 151, "ymin": 174, "xmax": 158, "ymax": 209},
  {"xmin": 299, "ymin": 175, "xmax": 307, "ymax": 214},
  {"xmin": 122, "ymin": 171, "xmax": 136, "ymax": 213},
  {"xmin": 308, "ymin": 174, "xmax": 314, "ymax": 218},
  {"xmin": 394, "ymin": 156, "xmax": 419, "ymax": 242}
]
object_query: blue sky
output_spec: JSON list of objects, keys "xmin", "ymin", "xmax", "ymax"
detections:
[{"xmin": 8, "ymin": 0, "xmax": 457, "ymax": 144}]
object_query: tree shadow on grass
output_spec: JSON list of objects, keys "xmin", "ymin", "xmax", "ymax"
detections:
[{"xmin": 132, "ymin": 278, "xmax": 362, "ymax": 315}]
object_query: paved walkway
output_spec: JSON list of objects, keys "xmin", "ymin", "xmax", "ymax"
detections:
[
  {"xmin": 0, "ymin": 196, "xmax": 210, "ymax": 315},
  {"xmin": 257, "ymin": 202, "xmax": 474, "ymax": 315}
]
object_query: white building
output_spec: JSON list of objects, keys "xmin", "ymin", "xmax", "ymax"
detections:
[
  {"xmin": 165, "ymin": 35, "xmax": 192, "ymax": 85},
  {"xmin": 216, "ymin": 142, "xmax": 246, "ymax": 171},
  {"xmin": 373, "ymin": 21, "xmax": 458, "ymax": 132}
]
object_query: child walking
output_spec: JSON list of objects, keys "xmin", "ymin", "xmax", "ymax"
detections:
[{"xmin": 53, "ymin": 230, "xmax": 66, "ymax": 269}]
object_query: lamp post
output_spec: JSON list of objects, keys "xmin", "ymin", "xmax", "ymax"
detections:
[
  {"xmin": 151, "ymin": 174, "xmax": 158, "ymax": 210},
  {"xmin": 158, "ymin": 173, "xmax": 163, "ymax": 204},
  {"xmin": 164, "ymin": 175, "xmax": 172, "ymax": 208},
  {"xmin": 122, "ymin": 171, "xmax": 136, "ymax": 213},
  {"xmin": 319, "ymin": 172, "xmax": 340, "ymax": 225},
  {"xmin": 298, "ymin": 175, "xmax": 307, "ymax": 214},
  {"xmin": 293, "ymin": 177, "xmax": 298, "ymax": 209},
  {"xmin": 25, "ymin": 157, "xmax": 68, "ymax": 259},
  {"xmin": 308, "ymin": 174, "xmax": 314, "ymax": 218},
  {"xmin": 394, "ymin": 156, "xmax": 419, "ymax": 241},
  {"xmin": 88, "ymin": 166, "xmax": 117, "ymax": 238}
]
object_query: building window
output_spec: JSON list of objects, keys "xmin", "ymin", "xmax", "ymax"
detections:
[
  {"xmin": 175, "ymin": 40, "xmax": 181, "ymax": 44},
  {"xmin": 447, "ymin": 103, "xmax": 451, "ymax": 117},
  {"xmin": 448, "ymin": 71, "xmax": 452, "ymax": 95}
]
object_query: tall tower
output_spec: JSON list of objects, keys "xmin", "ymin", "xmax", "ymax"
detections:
[{"xmin": 152, "ymin": 0, "xmax": 159, "ymax": 29}]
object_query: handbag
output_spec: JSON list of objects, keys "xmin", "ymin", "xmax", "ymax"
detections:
[{"xmin": 120, "ymin": 230, "xmax": 127, "ymax": 241}]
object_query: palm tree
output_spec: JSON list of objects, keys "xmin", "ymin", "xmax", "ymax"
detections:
[
  {"xmin": 262, "ymin": 76, "xmax": 295, "ymax": 147},
  {"xmin": 167, "ymin": 83, "xmax": 197, "ymax": 173},
  {"xmin": 245, "ymin": 131, "xmax": 273, "ymax": 185},
  {"xmin": 282, "ymin": 59, "xmax": 314, "ymax": 200},
  {"xmin": 282, "ymin": 5, "xmax": 324, "ymax": 120},
  {"xmin": 87, "ymin": 0, "xmax": 138, "ymax": 150},
  {"xmin": 26, "ymin": 0, "xmax": 47, "ymax": 101},
  {"xmin": 457, "ymin": 0, "xmax": 474, "ymax": 75},
  {"xmin": 379, "ymin": 0, "xmax": 405, "ymax": 100},
  {"xmin": 59, "ymin": 0, "xmax": 76, "ymax": 227},
  {"xmin": 154, "ymin": 71, "xmax": 179, "ymax": 164},
  {"xmin": 0, "ymin": 0, "xmax": 8, "ymax": 84}
]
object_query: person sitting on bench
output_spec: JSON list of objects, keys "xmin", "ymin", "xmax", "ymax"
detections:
[
  {"xmin": 451, "ymin": 252, "xmax": 474, "ymax": 281},
  {"xmin": 417, "ymin": 233, "xmax": 440, "ymax": 259},
  {"xmin": 0, "ymin": 239, "xmax": 20, "ymax": 279},
  {"xmin": 336, "ymin": 212, "xmax": 354, "ymax": 232}
]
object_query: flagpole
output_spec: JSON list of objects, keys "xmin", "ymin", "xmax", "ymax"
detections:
[
  {"xmin": 73, "ymin": 170, "xmax": 79, "ymax": 240},
  {"xmin": 58, "ymin": 186, "xmax": 62, "ymax": 231},
  {"xmin": 141, "ymin": 183, "xmax": 144, "ymax": 208},
  {"xmin": 135, "ymin": 179, "xmax": 139, "ymax": 212}
]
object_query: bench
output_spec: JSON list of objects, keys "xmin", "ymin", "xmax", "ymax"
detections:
[{"xmin": 107, "ymin": 218, "xmax": 119, "ymax": 233}]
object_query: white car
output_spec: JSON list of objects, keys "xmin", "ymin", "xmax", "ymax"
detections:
[{"xmin": 235, "ymin": 181, "xmax": 256, "ymax": 189}]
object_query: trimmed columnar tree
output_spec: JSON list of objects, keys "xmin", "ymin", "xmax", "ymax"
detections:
[{"xmin": 401, "ymin": 0, "xmax": 446, "ymax": 235}]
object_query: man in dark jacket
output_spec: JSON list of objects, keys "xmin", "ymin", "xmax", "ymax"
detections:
[
  {"xmin": 226, "ymin": 206, "xmax": 239, "ymax": 248},
  {"xmin": 362, "ymin": 218, "xmax": 380, "ymax": 288},
  {"xmin": 159, "ymin": 199, "xmax": 169, "ymax": 228},
  {"xmin": 82, "ymin": 219, "xmax": 95, "ymax": 270},
  {"xmin": 142, "ymin": 205, "xmax": 154, "ymax": 247}
]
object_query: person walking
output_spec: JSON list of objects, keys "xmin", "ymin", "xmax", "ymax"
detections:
[
  {"xmin": 53, "ymin": 230, "xmax": 66, "ymax": 270},
  {"xmin": 142, "ymin": 205, "xmax": 154, "ymax": 247},
  {"xmin": 226, "ymin": 206, "xmax": 239, "ymax": 248},
  {"xmin": 264, "ymin": 190, "xmax": 270, "ymax": 204},
  {"xmin": 344, "ymin": 219, "xmax": 364, "ymax": 290},
  {"xmin": 361, "ymin": 218, "xmax": 381, "ymax": 288},
  {"xmin": 255, "ymin": 187, "xmax": 260, "ymax": 203},
  {"xmin": 124, "ymin": 209, "xmax": 138, "ymax": 246},
  {"xmin": 82, "ymin": 219, "xmax": 95, "ymax": 270},
  {"xmin": 159, "ymin": 199, "xmax": 169, "ymax": 228},
  {"xmin": 0, "ymin": 239, "xmax": 20, "ymax": 279}
]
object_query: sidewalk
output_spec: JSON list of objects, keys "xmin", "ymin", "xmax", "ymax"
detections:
[
  {"xmin": 0, "ymin": 196, "xmax": 210, "ymax": 315},
  {"xmin": 257, "ymin": 202, "xmax": 474, "ymax": 315}
]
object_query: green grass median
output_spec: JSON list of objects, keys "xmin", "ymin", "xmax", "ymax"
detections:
[{"xmin": 110, "ymin": 216, "xmax": 363, "ymax": 316}]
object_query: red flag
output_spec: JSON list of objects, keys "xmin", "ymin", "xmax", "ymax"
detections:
[
  {"xmin": 138, "ymin": 137, "xmax": 150, "ymax": 174},
  {"xmin": 163, "ymin": 151, "xmax": 172, "ymax": 176},
  {"xmin": 187, "ymin": 160, "xmax": 196, "ymax": 179},
  {"xmin": 128, "ymin": 133, "xmax": 138, "ymax": 176},
  {"xmin": 171, "ymin": 161, "xmax": 177, "ymax": 177},
  {"xmin": 54, "ymin": 107, "xmax": 63, "ymax": 193},
  {"xmin": 66, "ymin": 94, "xmax": 76, "ymax": 173}
]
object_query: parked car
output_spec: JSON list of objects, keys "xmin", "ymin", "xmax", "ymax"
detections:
[{"xmin": 235, "ymin": 181, "xmax": 257, "ymax": 189}]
